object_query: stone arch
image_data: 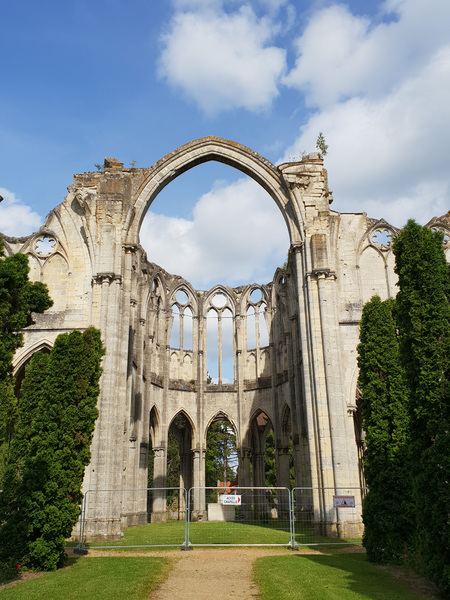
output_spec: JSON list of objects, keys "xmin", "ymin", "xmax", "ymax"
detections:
[
  {"xmin": 13, "ymin": 339, "xmax": 53, "ymax": 373},
  {"xmin": 149, "ymin": 405, "xmax": 160, "ymax": 447},
  {"xmin": 248, "ymin": 408, "xmax": 274, "ymax": 452},
  {"xmin": 13, "ymin": 339, "xmax": 53, "ymax": 400},
  {"xmin": 204, "ymin": 410, "xmax": 238, "ymax": 446},
  {"xmin": 124, "ymin": 137, "xmax": 300, "ymax": 247},
  {"xmin": 169, "ymin": 409, "xmax": 197, "ymax": 449},
  {"xmin": 280, "ymin": 403, "xmax": 292, "ymax": 447}
]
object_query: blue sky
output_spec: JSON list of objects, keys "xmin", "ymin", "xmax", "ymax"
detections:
[{"xmin": 1, "ymin": 0, "xmax": 450, "ymax": 289}]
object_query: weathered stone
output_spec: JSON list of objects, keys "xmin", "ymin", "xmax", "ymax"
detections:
[{"xmin": 3, "ymin": 137, "xmax": 449, "ymax": 540}]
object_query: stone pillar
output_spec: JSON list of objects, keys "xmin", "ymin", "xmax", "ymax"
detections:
[
  {"xmin": 238, "ymin": 447, "xmax": 252, "ymax": 519},
  {"xmin": 151, "ymin": 447, "xmax": 167, "ymax": 523},
  {"xmin": 253, "ymin": 451, "xmax": 269, "ymax": 520},
  {"xmin": 276, "ymin": 446, "xmax": 291, "ymax": 519},
  {"xmin": 179, "ymin": 452, "xmax": 191, "ymax": 520},
  {"xmin": 191, "ymin": 448, "xmax": 206, "ymax": 520},
  {"xmin": 315, "ymin": 269, "xmax": 363, "ymax": 536}
]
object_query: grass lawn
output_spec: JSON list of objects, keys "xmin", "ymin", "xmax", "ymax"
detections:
[
  {"xmin": 71, "ymin": 520, "xmax": 359, "ymax": 549},
  {"xmin": 0, "ymin": 557, "xmax": 170, "ymax": 600},
  {"xmin": 254, "ymin": 553, "xmax": 436, "ymax": 600}
]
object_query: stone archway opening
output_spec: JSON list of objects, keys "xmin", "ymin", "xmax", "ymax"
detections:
[
  {"xmin": 139, "ymin": 161, "xmax": 290, "ymax": 290},
  {"xmin": 205, "ymin": 415, "xmax": 238, "ymax": 490}
]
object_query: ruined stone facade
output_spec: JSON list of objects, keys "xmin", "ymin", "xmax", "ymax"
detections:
[{"xmin": 3, "ymin": 137, "xmax": 449, "ymax": 539}]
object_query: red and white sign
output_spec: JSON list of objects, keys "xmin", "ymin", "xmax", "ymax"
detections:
[
  {"xmin": 333, "ymin": 496, "xmax": 355, "ymax": 508},
  {"xmin": 221, "ymin": 495, "xmax": 241, "ymax": 506}
]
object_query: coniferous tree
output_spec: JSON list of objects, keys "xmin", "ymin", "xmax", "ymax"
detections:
[
  {"xmin": 0, "ymin": 327, "xmax": 105, "ymax": 571},
  {"xmin": 357, "ymin": 296, "xmax": 412, "ymax": 563},
  {"xmin": 393, "ymin": 221, "xmax": 450, "ymax": 594}
]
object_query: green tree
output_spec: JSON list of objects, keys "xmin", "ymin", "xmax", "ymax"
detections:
[
  {"xmin": 0, "ymin": 327, "xmax": 105, "ymax": 571},
  {"xmin": 205, "ymin": 419, "xmax": 236, "ymax": 488},
  {"xmin": 393, "ymin": 221, "xmax": 450, "ymax": 594},
  {"xmin": 0, "ymin": 238, "xmax": 53, "ymax": 477},
  {"xmin": 357, "ymin": 296, "xmax": 412, "ymax": 563}
]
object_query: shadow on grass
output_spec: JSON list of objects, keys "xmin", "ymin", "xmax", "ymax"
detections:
[
  {"xmin": 0, "ymin": 555, "xmax": 82, "ymax": 588},
  {"xmin": 255, "ymin": 553, "xmax": 437, "ymax": 600}
]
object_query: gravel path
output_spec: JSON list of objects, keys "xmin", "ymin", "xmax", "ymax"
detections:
[{"xmin": 83, "ymin": 546, "xmax": 363, "ymax": 600}]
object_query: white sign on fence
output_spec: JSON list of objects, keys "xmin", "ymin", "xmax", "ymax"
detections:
[
  {"xmin": 333, "ymin": 496, "xmax": 355, "ymax": 508},
  {"xmin": 220, "ymin": 495, "xmax": 241, "ymax": 506}
]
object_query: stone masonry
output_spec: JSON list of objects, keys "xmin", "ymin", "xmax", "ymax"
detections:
[{"xmin": 2, "ymin": 137, "xmax": 449, "ymax": 539}]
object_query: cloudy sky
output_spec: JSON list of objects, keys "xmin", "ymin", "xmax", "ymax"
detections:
[{"xmin": 1, "ymin": 0, "xmax": 449, "ymax": 289}]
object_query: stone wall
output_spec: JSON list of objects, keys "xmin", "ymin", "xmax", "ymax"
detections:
[{"xmin": 3, "ymin": 137, "xmax": 450, "ymax": 539}]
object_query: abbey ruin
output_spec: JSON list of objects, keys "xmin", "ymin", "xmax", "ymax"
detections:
[{"xmin": 3, "ymin": 137, "xmax": 449, "ymax": 540}]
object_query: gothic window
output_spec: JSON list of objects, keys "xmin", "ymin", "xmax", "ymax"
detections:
[
  {"xmin": 246, "ymin": 288, "xmax": 269, "ymax": 351},
  {"xmin": 206, "ymin": 292, "xmax": 234, "ymax": 383},
  {"xmin": 170, "ymin": 289, "xmax": 193, "ymax": 351}
]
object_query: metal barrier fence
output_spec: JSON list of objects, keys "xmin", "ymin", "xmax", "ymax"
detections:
[
  {"xmin": 77, "ymin": 487, "xmax": 188, "ymax": 550},
  {"xmin": 75, "ymin": 486, "xmax": 366, "ymax": 550},
  {"xmin": 292, "ymin": 487, "xmax": 367, "ymax": 546},
  {"xmin": 187, "ymin": 487, "xmax": 292, "ymax": 547}
]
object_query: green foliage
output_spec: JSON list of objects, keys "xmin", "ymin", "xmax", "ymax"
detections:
[
  {"xmin": 393, "ymin": 221, "xmax": 450, "ymax": 594},
  {"xmin": 0, "ymin": 238, "xmax": 52, "ymax": 477},
  {"xmin": 316, "ymin": 132, "xmax": 328, "ymax": 156},
  {"xmin": 0, "ymin": 327, "xmax": 105, "ymax": 571},
  {"xmin": 357, "ymin": 296, "xmax": 412, "ymax": 563},
  {"xmin": 166, "ymin": 425, "xmax": 181, "ymax": 489},
  {"xmin": 205, "ymin": 419, "xmax": 236, "ymax": 488}
]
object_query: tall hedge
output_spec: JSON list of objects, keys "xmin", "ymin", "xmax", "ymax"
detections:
[
  {"xmin": 357, "ymin": 296, "xmax": 412, "ymax": 563},
  {"xmin": 393, "ymin": 221, "xmax": 450, "ymax": 594},
  {"xmin": 0, "ymin": 327, "xmax": 105, "ymax": 570},
  {"xmin": 0, "ymin": 237, "xmax": 52, "ymax": 476}
]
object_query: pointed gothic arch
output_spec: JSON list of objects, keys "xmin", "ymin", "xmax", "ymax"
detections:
[{"xmin": 124, "ymin": 137, "xmax": 301, "ymax": 247}]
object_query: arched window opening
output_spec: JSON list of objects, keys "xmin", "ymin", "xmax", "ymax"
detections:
[
  {"xmin": 206, "ymin": 308, "xmax": 219, "ymax": 382},
  {"xmin": 247, "ymin": 296, "xmax": 269, "ymax": 352},
  {"xmin": 206, "ymin": 296, "xmax": 234, "ymax": 384},
  {"xmin": 139, "ymin": 162, "xmax": 289, "ymax": 290},
  {"xmin": 259, "ymin": 304, "xmax": 269, "ymax": 348},
  {"xmin": 170, "ymin": 304, "xmax": 180, "ymax": 349},
  {"xmin": 246, "ymin": 306, "xmax": 256, "ymax": 350},
  {"xmin": 183, "ymin": 306, "xmax": 193, "ymax": 352},
  {"xmin": 205, "ymin": 417, "xmax": 238, "ymax": 500},
  {"xmin": 149, "ymin": 412, "xmax": 193, "ymax": 523},
  {"xmin": 221, "ymin": 308, "xmax": 233, "ymax": 383}
]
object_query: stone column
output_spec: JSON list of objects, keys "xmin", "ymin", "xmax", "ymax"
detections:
[
  {"xmin": 191, "ymin": 448, "xmax": 206, "ymax": 520},
  {"xmin": 237, "ymin": 447, "xmax": 252, "ymax": 519},
  {"xmin": 151, "ymin": 447, "xmax": 167, "ymax": 523},
  {"xmin": 276, "ymin": 446, "xmax": 291, "ymax": 519},
  {"xmin": 253, "ymin": 451, "xmax": 269, "ymax": 520},
  {"xmin": 179, "ymin": 452, "xmax": 191, "ymax": 520}
]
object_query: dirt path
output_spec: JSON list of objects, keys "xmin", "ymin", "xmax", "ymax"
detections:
[
  {"xmin": 81, "ymin": 546, "xmax": 365, "ymax": 600},
  {"xmin": 2, "ymin": 546, "xmax": 365, "ymax": 596}
]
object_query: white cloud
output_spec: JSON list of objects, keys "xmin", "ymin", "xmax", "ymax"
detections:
[
  {"xmin": 140, "ymin": 177, "xmax": 289, "ymax": 289},
  {"xmin": 0, "ymin": 188, "xmax": 43, "ymax": 237},
  {"xmin": 282, "ymin": 0, "xmax": 450, "ymax": 227},
  {"xmin": 158, "ymin": 4, "xmax": 286, "ymax": 114},
  {"xmin": 284, "ymin": 0, "xmax": 450, "ymax": 108}
]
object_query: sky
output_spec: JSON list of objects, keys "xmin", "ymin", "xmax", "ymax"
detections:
[{"xmin": 1, "ymin": 0, "xmax": 449, "ymax": 290}]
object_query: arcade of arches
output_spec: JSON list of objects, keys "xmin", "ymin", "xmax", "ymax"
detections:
[{"xmin": 4, "ymin": 137, "xmax": 450, "ymax": 540}]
